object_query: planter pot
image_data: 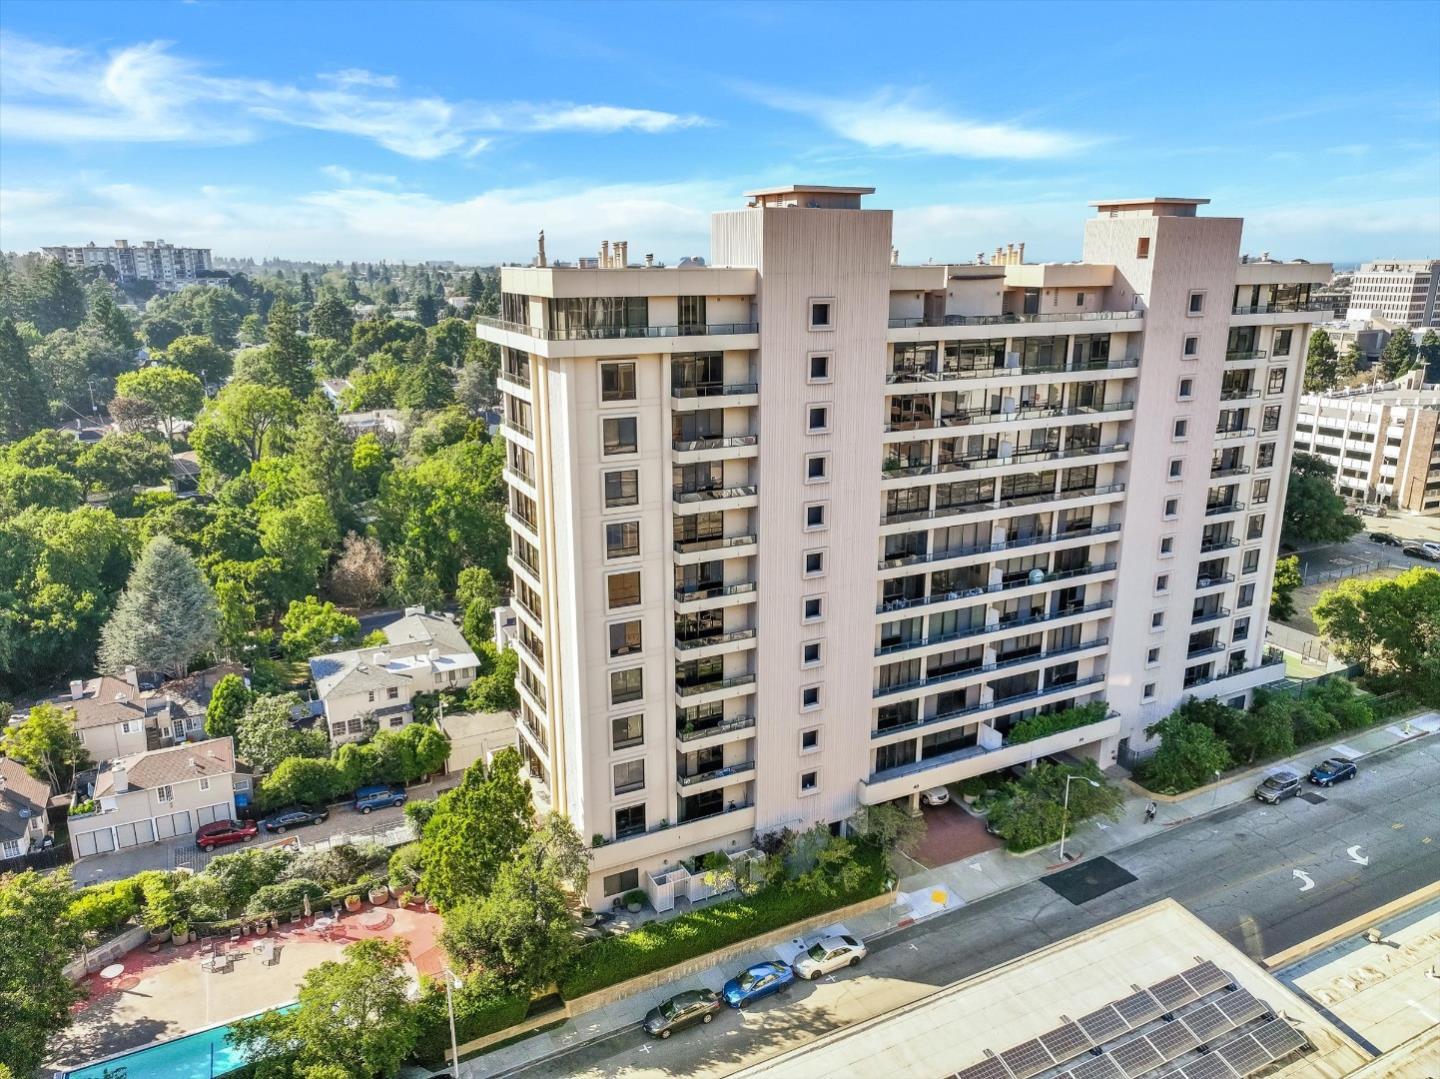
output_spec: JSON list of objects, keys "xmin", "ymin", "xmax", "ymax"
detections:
[
  {"xmin": 424, "ymin": 899, "xmax": 438, "ymax": 913},
  {"xmin": 626, "ymin": 902, "xmax": 642, "ymax": 914},
  {"xmin": 170, "ymin": 930, "xmax": 189, "ymax": 947},
  {"xmin": 256, "ymin": 922, "xmax": 269, "ymax": 937},
  {"xmin": 368, "ymin": 886, "xmax": 390, "ymax": 906},
  {"xmin": 344, "ymin": 895, "xmax": 363, "ymax": 912},
  {"xmin": 148, "ymin": 927, "xmax": 171, "ymax": 944}
]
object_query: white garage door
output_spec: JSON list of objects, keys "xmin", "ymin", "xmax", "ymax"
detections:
[
  {"xmin": 195, "ymin": 802, "xmax": 230, "ymax": 827},
  {"xmin": 154, "ymin": 810, "xmax": 193, "ymax": 840},
  {"xmin": 114, "ymin": 819, "xmax": 156, "ymax": 849},
  {"xmin": 74, "ymin": 828, "xmax": 116, "ymax": 858}
]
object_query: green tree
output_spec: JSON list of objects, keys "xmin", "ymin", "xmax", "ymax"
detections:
[
  {"xmin": 77, "ymin": 433, "xmax": 171, "ymax": 494},
  {"xmin": 414, "ymin": 292, "xmax": 439, "ymax": 327},
  {"xmin": 0, "ymin": 870, "xmax": 86, "ymax": 1077},
  {"xmin": 1378, "ymin": 327, "xmax": 1417, "ymax": 380},
  {"xmin": 291, "ymin": 399, "xmax": 355, "ymax": 526},
  {"xmin": 396, "ymin": 354, "xmax": 454, "ymax": 411},
  {"xmin": 23, "ymin": 260, "xmax": 87, "ymax": 334},
  {"xmin": 1336, "ymin": 341, "xmax": 1362, "ymax": 383},
  {"xmin": 457, "ymin": 567, "xmax": 502, "ymax": 615},
  {"xmin": 195, "ymin": 381, "xmax": 299, "ymax": 465},
  {"xmin": 259, "ymin": 756, "xmax": 344, "ymax": 810},
  {"xmin": 464, "ymin": 270, "xmax": 484, "ymax": 301},
  {"xmin": 237, "ymin": 693, "xmax": 329, "ymax": 773},
  {"xmin": 161, "ymin": 334, "xmax": 231, "ymax": 383},
  {"xmin": 0, "ymin": 317, "xmax": 49, "ymax": 440},
  {"xmin": 309, "ymin": 294, "xmax": 355, "ymax": 342},
  {"xmin": 1204, "ymin": 694, "xmax": 1294, "ymax": 764},
  {"xmin": 98, "ymin": 535, "xmax": 219, "ymax": 679},
  {"xmin": 466, "ymin": 645, "xmax": 519, "ymax": 712},
  {"xmin": 85, "ymin": 292, "xmax": 139, "ymax": 352},
  {"xmin": 419, "ymin": 747, "xmax": 532, "ymax": 909},
  {"xmin": 1281, "ymin": 452, "xmax": 1362, "ymax": 546},
  {"xmin": 427, "ymin": 318, "xmax": 473, "ymax": 368},
  {"xmin": 228, "ymin": 938, "xmax": 419, "ymax": 1078},
  {"xmin": 0, "ymin": 462, "xmax": 84, "ymax": 512},
  {"xmin": 847, "ymin": 802, "xmax": 926, "ymax": 855},
  {"xmin": 1419, "ymin": 328, "xmax": 1440, "ymax": 382},
  {"xmin": 141, "ymin": 315, "xmax": 186, "ymax": 351},
  {"xmin": 1140, "ymin": 711, "xmax": 1232, "ymax": 794},
  {"xmin": 455, "ymin": 358, "xmax": 498, "ymax": 416},
  {"xmin": 1270, "ymin": 554, "xmax": 1303, "ymax": 621},
  {"xmin": 259, "ymin": 494, "xmax": 339, "ymax": 603},
  {"xmin": 205, "ymin": 672, "xmax": 253, "ymax": 738},
  {"xmin": 1314, "ymin": 567, "xmax": 1440, "ymax": 700},
  {"xmin": 30, "ymin": 325, "xmax": 131, "ymax": 418},
  {"xmin": 260, "ymin": 298, "xmax": 315, "ymax": 397},
  {"xmin": 0, "ymin": 701, "xmax": 90, "ymax": 790},
  {"xmin": 1303, "ymin": 330, "xmax": 1338, "ymax": 392},
  {"xmin": 281, "ymin": 596, "xmax": 362, "ymax": 660},
  {"xmin": 350, "ymin": 433, "xmax": 389, "ymax": 499}
]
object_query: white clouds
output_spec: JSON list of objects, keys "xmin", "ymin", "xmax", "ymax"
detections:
[
  {"xmin": 0, "ymin": 33, "xmax": 708, "ymax": 158},
  {"xmin": 780, "ymin": 90, "xmax": 1093, "ymax": 160}
]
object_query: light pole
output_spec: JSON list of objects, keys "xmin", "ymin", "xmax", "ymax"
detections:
[
  {"xmin": 1057, "ymin": 774, "xmax": 1101, "ymax": 863},
  {"xmin": 443, "ymin": 965, "xmax": 462, "ymax": 1072},
  {"xmin": 1209, "ymin": 769, "xmax": 1224, "ymax": 813}
]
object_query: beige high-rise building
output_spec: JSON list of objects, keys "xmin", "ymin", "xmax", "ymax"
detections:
[
  {"xmin": 476, "ymin": 186, "xmax": 1330, "ymax": 907},
  {"xmin": 1346, "ymin": 259, "xmax": 1439, "ymax": 327},
  {"xmin": 41, "ymin": 239, "xmax": 213, "ymax": 287}
]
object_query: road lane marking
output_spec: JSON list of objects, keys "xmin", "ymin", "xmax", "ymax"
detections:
[
  {"xmin": 1346, "ymin": 845, "xmax": 1369, "ymax": 865},
  {"xmin": 1293, "ymin": 869, "xmax": 1316, "ymax": 892}
]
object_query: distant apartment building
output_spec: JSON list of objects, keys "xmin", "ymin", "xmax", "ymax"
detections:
[
  {"xmin": 477, "ymin": 185, "xmax": 1329, "ymax": 908},
  {"xmin": 1317, "ymin": 319, "xmax": 1392, "ymax": 367},
  {"xmin": 41, "ymin": 239, "xmax": 213, "ymax": 287},
  {"xmin": 1295, "ymin": 376, "xmax": 1440, "ymax": 513},
  {"xmin": 1346, "ymin": 260, "xmax": 1439, "ymax": 327}
]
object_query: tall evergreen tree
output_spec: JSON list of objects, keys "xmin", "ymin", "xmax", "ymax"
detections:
[
  {"xmin": 1336, "ymin": 341, "xmax": 1363, "ymax": 383},
  {"xmin": 465, "ymin": 270, "xmax": 484, "ymax": 301},
  {"xmin": 309, "ymin": 293, "xmax": 355, "ymax": 342},
  {"xmin": 86, "ymin": 292, "xmax": 139, "ymax": 352},
  {"xmin": 23, "ymin": 260, "xmax": 87, "ymax": 334},
  {"xmin": 262, "ymin": 298, "xmax": 314, "ymax": 397},
  {"xmin": 0, "ymin": 317, "xmax": 49, "ymax": 441},
  {"xmin": 98, "ymin": 535, "xmax": 219, "ymax": 678},
  {"xmin": 1418, "ymin": 328, "xmax": 1440, "ymax": 382},
  {"xmin": 1303, "ymin": 330, "xmax": 1338, "ymax": 392},
  {"xmin": 1378, "ymin": 328, "xmax": 1417, "ymax": 381}
]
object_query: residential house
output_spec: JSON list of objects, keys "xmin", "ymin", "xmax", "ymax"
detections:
[
  {"xmin": 69, "ymin": 736, "xmax": 249, "ymax": 859},
  {"xmin": 309, "ymin": 608, "xmax": 480, "ymax": 745},
  {"xmin": 0, "ymin": 758, "xmax": 53, "ymax": 860}
]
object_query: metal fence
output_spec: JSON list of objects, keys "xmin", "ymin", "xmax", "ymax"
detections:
[
  {"xmin": 1265, "ymin": 622, "xmax": 1331, "ymax": 665},
  {"xmin": 1299, "ymin": 557, "xmax": 1402, "ymax": 586}
]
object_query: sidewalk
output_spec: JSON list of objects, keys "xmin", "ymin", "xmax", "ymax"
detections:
[{"xmin": 458, "ymin": 712, "xmax": 1439, "ymax": 1078}]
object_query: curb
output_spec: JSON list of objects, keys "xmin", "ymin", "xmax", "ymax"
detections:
[{"xmin": 1262, "ymin": 878, "xmax": 1440, "ymax": 970}]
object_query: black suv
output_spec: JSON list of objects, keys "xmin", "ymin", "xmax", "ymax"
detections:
[{"xmin": 262, "ymin": 805, "xmax": 330, "ymax": 833}]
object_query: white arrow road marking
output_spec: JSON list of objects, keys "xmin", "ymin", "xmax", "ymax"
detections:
[
  {"xmin": 1347, "ymin": 845, "xmax": 1369, "ymax": 865},
  {"xmin": 1293, "ymin": 869, "xmax": 1316, "ymax": 892}
]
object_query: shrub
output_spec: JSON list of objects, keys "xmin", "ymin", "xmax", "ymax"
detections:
[
  {"xmin": 559, "ymin": 846, "xmax": 887, "ymax": 999},
  {"xmin": 244, "ymin": 879, "xmax": 328, "ymax": 917},
  {"xmin": 258, "ymin": 755, "xmax": 346, "ymax": 811},
  {"xmin": 1138, "ymin": 712, "xmax": 1231, "ymax": 794},
  {"xmin": 175, "ymin": 873, "xmax": 230, "ymax": 922},
  {"xmin": 139, "ymin": 872, "xmax": 180, "ymax": 932},
  {"xmin": 388, "ymin": 842, "xmax": 424, "ymax": 888},
  {"xmin": 68, "ymin": 878, "xmax": 142, "ymax": 934},
  {"xmin": 411, "ymin": 975, "xmax": 528, "ymax": 1067},
  {"xmin": 281, "ymin": 843, "xmax": 387, "ymax": 890},
  {"xmin": 1008, "ymin": 701, "xmax": 1109, "ymax": 745},
  {"xmin": 203, "ymin": 846, "xmax": 296, "ymax": 910},
  {"xmin": 986, "ymin": 761, "xmax": 1124, "ymax": 853}
]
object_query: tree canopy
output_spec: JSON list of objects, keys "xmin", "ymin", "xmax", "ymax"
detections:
[
  {"xmin": 1315, "ymin": 567, "xmax": 1440, "ymax": 702},
  {"xmin": 419, "ymin": 747, "xmax": 532, "ymax": 909},
  {"xmin": 98, "ymin": 535, "xmax": 219, "ymax": 679},
  {"xmin": 1281, "ymin": 452, "xmax": 1361, "ymax": 546},
  {"xmin": 0, "ymin": 870, "xmax": 86, "ymax": 1078}
]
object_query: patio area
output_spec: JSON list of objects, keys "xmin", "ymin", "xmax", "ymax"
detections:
[
  {"xmin": 49, "ymin": 904, "xmax": 445, "ymax": 1072},
  {"xmin": 908, "ymin": 800, "xmax": 1003, "ymax": 868}
]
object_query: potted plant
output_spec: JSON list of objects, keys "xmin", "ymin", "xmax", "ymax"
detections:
[
  {"xmin": 591, "ymin": 834, "xmax": 606, "ymax": 848},
  {"xmin": 369, "ymin": 882, "xmax": 390, "ymax": 906},
  {"xmin": 959, "ymin": 777, "xmax": 987, "ymax": 806},
  {"xmin": 398, "ymin": 890, "xmax": 413, "ymax": 908},
  {"xmin": 255, "ymin": 917, "xmax": 269, "ymax": 937},
  {"xmin": 424, "ymin": 897, "xmax": 439, "ymax": 913},
  {"xmin": 171, "ymin": 922, "xmax": 190, "ymax": 946},
  {"xmin": 623, "ymin": 889, "xmax": 646, "ymax": 914},
  {"xmin": 344, "ymin": 893, "xmax": 363, "ymax": 913}
]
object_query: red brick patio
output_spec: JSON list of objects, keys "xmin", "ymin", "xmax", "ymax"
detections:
[{"xmin": 910, "ymin": 801, "xmax": 1003, "ymax": 867}]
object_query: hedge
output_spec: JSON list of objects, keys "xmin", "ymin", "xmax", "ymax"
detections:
[
  {"xmin": 558, "ymin": 846, "xmax": 887, "ymax": 999},
  {"xmin": 1009, "ymin": 701, "xmax": 1109, "ymax": 745},
  {"xmin": 412, "ymin": 979, "xmax": 529, "ymax": 1066}
]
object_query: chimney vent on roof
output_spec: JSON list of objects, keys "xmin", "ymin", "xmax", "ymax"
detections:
[
  {"xmin": 70, "ymin": 679, "xmax": 85, "ymax": 701},
  {"xmin": 373, "ymin": 651, "xmax": 389, "ymax": 665},
  {"xmin": 124, "ymin": 665, "xmax": 139, "ymax": 690}
]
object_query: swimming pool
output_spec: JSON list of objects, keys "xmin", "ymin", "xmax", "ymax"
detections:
[{"xmin": 63, "ymin": 1004, "xmax": 297, "ymax": 1079}]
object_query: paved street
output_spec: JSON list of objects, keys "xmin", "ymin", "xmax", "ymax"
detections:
[{"xmin": 492, "ymin": 735, "xmax": 1440, "ymax": 1079}]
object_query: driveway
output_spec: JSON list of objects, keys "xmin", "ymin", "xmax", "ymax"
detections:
[{"xmin": 909, "ymin": 801, "xmax": 1002, "ymax": 869}]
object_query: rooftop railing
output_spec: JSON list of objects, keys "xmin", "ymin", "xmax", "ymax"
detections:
[{"xmin": 888, "ymin": 310, "xmax": 1143, "ymax": 329}]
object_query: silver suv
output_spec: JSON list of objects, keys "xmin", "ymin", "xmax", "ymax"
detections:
[{"xmin": 1254, "ymin": 771, "xmax": 1302, "ymax": 804}]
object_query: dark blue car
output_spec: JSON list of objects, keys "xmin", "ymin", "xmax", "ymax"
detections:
[
  {"xmin": 722, "ymin": 960, "xmax": 795, "ymax": 1008},
  {"xmin": 353, "ymin": 785, "xmax": 407, "ymax": 813},
  {"xmin": 1307, "ymin": 758, "xmax": 1357, "ymax": 786}
]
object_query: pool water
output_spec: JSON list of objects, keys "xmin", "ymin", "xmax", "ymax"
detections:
[{"xmin": 64, "ymin": 1005, "xmax": 297, "ymax": 1078}]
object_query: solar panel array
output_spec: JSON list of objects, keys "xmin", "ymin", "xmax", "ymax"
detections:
[{"xmin": 953, "ymin": 962, "xmax": 1310, "ymax": 1079}]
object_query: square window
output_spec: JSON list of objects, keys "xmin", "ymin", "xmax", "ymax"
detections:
[
  {"xmin": 607, "ymin": 571, "xmax": 641, "ymax": 609},
  {"xmin": 804, "ymin": 503, "xmax": 827, "ymax": 530},
  {"xmin": 803, "ymin": 596, "xmax": 823, "ymax": 622},
  {"xmin": 1187, "ymin": 290, "xmax": 1205, "ymax": 315},
  {"xmin": 602, "ymin": 416, "xmax": 638, "ymax": 456},
  {"xmin": 1183, "ymin": 335, "xmax": 1199, "ymax": 357},
  {"xmin": 600, "ymin": 361, "xmax": 636, "ymax": 402},
  {"xmin": 611, "ymin": 713, "xmax": 643, "ymax": 751},
  {"xmin": 801, "ymin": 685, "xmax": 820, "ymax": 709},
  {"xmin": 1146, "ymin": 646, "xmax": 1161, "ymax": 666},
  {"xmin": 1273, "ymin": 329, "xmax": 1293, "ymax": 356},
  {"xmin": 800, "ymin": 770, "xmax": 819, "ymax": 793},
  {"xmin": 609, "ymin": 667, "xmax": 643, "ymax": 705},
  {"xmin": 1266, "ymin": 368, "xmax": 1287, "ymax": 395},
  {"xmin": 809, "ymin": 300, "xmax": 832, "ymax": 329},
  {"xmin": 808, "ymin": 354, "xmax": 831, "ymax": 382},
  {"xmin": 805, "ymin": 454, "xmax": 829, "ymax": 482},
  {"xmin": 1173, "ymin": 418, "xmax": 1188, "ymax": 439},
  {"xmin": 1156, "ymin": 574, "xmax": 1170, "ymax": 594},
  {"xmin": 1168, "ymin": 459, "xmax": 1184, "ymax": 479},
  {"xmin": 1160, "ymin": 536, "xmax": 1175, "ymax": 555},
  {"xmin": 614, "ymin": 803, "xmax": 646, "ymax": 838},
  {"xmin": 807, "ymin": 405, "xmax": 830, "ymax": 433},
  {"xmin": 1142, "ymin": 682, "xmax": 1157, "ymax": 701},
  {"xmin": 604, "ymin": 469, "xmax": 639, "ymax": 508},
  {"xmin": 605, "ymin": 520, "xmax": 640, "ymax": 559},
  {"xmin": 1163, "ymin": 498, "xmax": 1179, "ymax": 519},
  {"xmin": 802, "ymin": 641, "xmax": 822, "ymax": 666},
  {"xmin": 1137, "ymin": 237, "xmax": 1151, "ymax": 259},
  {"xmin": 613, "ymin": 759, "xmax": 645, "ymax": 796},
  {"xmin": 608, "ymin": 619, "xmax": 642, "ymax": 658},
  {"xmin": 603, "ymin": 867, "xmax": 640, "ymax": 896},
  {"xmin": 386, "ymin": 686, "xmax": 399, "ymax": 700},
  {"xmin": 1151, "ymin": 611, "xmax": 1166, "ymax": 629},
  {"xmin": 803, "ymin": 550, "xmax": 825, "ymax": 577},
  {"xmin": 1178, "ymin": 378, "xmax": 1194, "ymax": 399},
  {"xmin": 800, "ymin": 728, "xmax": 820, "ymax": 752}
]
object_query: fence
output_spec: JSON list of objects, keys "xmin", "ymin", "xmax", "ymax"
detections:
[
  {"xmin": 1265, "ymin": 622, "xmax": 1332, "ymax": 665},
  {"xmin": 0, "ymin": 842, "xmax": 73, "ymax": 873},
  {"xmin": 1299, "ymin": 557, "xmax": 1401, "ymax": 586}
]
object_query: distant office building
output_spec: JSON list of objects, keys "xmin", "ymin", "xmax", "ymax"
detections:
[
  {"xmin": 1346, "ymin": 259, "xmax": 1439, "ymax": 327},
  {"xmin": 1294, "ymin": 374, "xmax": 1440, "ymax": 513},
  {"xmin": 41, "ymin": 240, "xmax": 213, "ymax": 287},
  {"xmin": 1317, "ymin": 319, "xmax": 1392, "ymax": 367}
]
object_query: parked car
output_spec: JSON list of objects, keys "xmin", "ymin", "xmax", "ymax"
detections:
[
  {"xmin": 642, "ymin": 989, "xmax": 722, "ymax": 1038},
  {"xmin": 1368, "ymin": 532, "xmax": 1401, "ymax": 546},
  {"xmin": 352, "ymin": 785, "xmax": 407, "ymax": 813},
  {"xmin": 791, "ymin": 934, "xmax": 868, "ymax": 980},
  {"xmin": 262, "ymin": 805, "xmax": 329, "ymax": 833},
  {"xmin": 1424, "ymin": 541, "xmax": 1440, "ymax": 559},
  {"xmin": 1402, "ymin": 544, "xmax": 1440, "ymax": 562},
  {"xmin": 920, "ymin": 786, "xmax": 950, "ymax": 807},
  {"xmin": 1308, "ymin": 758, "xmax": 1358, "ymax": 786},
  {"xmin": 1253, "ymin": 771, "xmax": 1302, "ymax": 804},
  {"xmin": 722, "ymin": 960, "xmax": 795, "ymax": 1008},
  {"xmin": 195, "ymin": 818, "xmax": 258, "ymax": 852}
]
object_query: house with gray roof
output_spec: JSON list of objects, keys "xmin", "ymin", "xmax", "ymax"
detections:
[
  {"xmin": 309, "ymin": 607, "xmax": 480, "ymax": 745},
  {"xmin": 0, "ymin": 758, "xmax": 53, "ymax": 860}
]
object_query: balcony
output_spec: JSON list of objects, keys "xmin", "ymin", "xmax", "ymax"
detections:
[
  {"xmin": 671, "ymin": 381, "xmax": 759, "ymax": 400},
  {"xmin": 674, "ymin": 581, "xmax": 756, "ymax": 604},
  {"xmin": 876, "ymin": 562, "xmax": 1116, "ymax": 615},
  {"xmin": 886, "ymin": 356, "xmax": 1140, "ymax": 386},
  {"xmin": 500, "ymin": 366, "xmax": 531, "ymax": 388},
  {"xmin": 873, "ymin": 637, "xmax": 1108, "ymax": 699},
  {"xmin": 589, "ymin": 802, "xmax": 757, "ymax": 872},
  {"xmin": 502, "ymin": 417, "xmax": 533, "ymax": 439},
  {"xmin": 1191, "ymin": 607, "xmax": 1231, "ymax": 625},
  {"xmin": 1182, "ymin": 650, "xmax": 1286, "ymax": 698},
  {"xmin": 1213, "ymin": 427, "xmax": 1256, "ymax": 441},
  {"xmin": 1210, "ymin": 465, "xmax": 1250, "ymax": 479},
  {"xmin": 1225, "ymin": 349, "xmax": 1267, "ymax": 362},
  {"xmin": 476, "ymin": 315, "xmax": 759, "ymax": 341},
  {"xmin": 1231, "ymin": 300, "xmax": 1331, "ymax": 315},
  {"xmin": 675, "ymin": 628, "xmax": 757, "ymax": 653},
  {"xmin": 887, "ymin": 310, "xmax": 1143, "ymax": 329},
  {"xmin": 877, "ymin": 600, "xmax": 1112, "ymax": 657},
  {"xmin": 1219, "ymin": 388, "xmax": 1259, "ymax": 401},
  {"xmin": 675, "ymin": 533, "xmax": 758, "ymax": 556},
  {"xmin": 1205, "ymin": 500, "xmax": 1246, "ymax": 517},
  {"xmin": 878, "ymin": 523, "xmax": 1121, "ymax": 572},
  {"xmin": 676, "ymin": 713, "xmax": 756, "ymax": 744},
  {"xmin": 677, "ymin": 760, "xmax": 756, "ymax": 790},
  {"xmin": 675, "ymin": 673, "xmax": 756, "ymax": 699},
  {"xmin": 1186, "ymin": 642, "xmax": 1225, "ymax": 660},
  {"xmin": 883, "ymin": 482, "xmax": 1128, "ymax": 527},
  {"xmin": 1195, "ymin": 573, "xmax": 1235, "ymax": 590},
  {"xmin": 671, "ymin": 434, "xmax": 759, "ymax": 461},
  {"xmin": 673, "ymin": 484, "xmax": 758, "ymax": 505},
  {"xmin": 1199, "ymin": 537, "xmax": 1239, "ymax": 554},
  {"xmin": 882, "ymin": 400, "xmax": 1135, "ymax": 436}
]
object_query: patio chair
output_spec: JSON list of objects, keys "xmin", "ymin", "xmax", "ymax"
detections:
[{"xmin": 228, "ymin": 927, "xmax": 241, "ymax": 944}]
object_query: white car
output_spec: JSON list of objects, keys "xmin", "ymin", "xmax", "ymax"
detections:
[
  {"xmin": 920, "ymin": 786, "xmax": 950, "ymax": 807},
  {"xmin": 790, "ymin": 934, "xmax": 868, "ymax": 980}
]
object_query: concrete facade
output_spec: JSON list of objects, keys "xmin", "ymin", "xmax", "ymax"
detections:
[
  {"xmin": 1346, "ymin": 259, "xmax": 1439, "ymax": 327},
  {"xmin": 477, "ymin": 187, "xmax": 1329, "ymax": 906},
  {"xmin": 41, "ymin": 239, "xmax": 213, "ymax": 287}
]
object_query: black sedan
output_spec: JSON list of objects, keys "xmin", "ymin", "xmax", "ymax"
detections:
[
  {"xmin": 1307, "ymin": 758, "xmax": 1358, "ymax": 786},
  {"xmin": 642, "ymin": 989, "xmax": 722, "ymax": 1039},
  {"xmin": 262, "ymin": 805, "xmax": 330, "ymax": 833},
  {"xmin": 1368, "ymin": 532, "xmax": 1401, "ymax": 547}
]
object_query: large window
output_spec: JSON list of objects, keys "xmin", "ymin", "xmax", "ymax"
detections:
[
  {"xmin": 604, "ymin": 469, "xmax": 639, "ymax": 507},
  {"xmin": 603, "ymin": 867, "xmax": 640, "ymax": 895},
  {"xmin": 605, "ymin": 521, "xmax": 640, "ymax": 559},
  {"xmin": 607, "ymin": 572, "xmax": 641, "ymax": 609},
  {"xmin": 610, "ymin": 667, "xmax": 644, "ymax": 705},
  {"xmin": 601, "ymin": 362, "xmax": 637, "ymax": 402},
  {"xmin": 609, "ymin": 619, "xmax": 642, "ymax": 657},
  {"xmin": 548, "ymin": 296, "xmax": 648, "ymax": 335},
  {"xmin": 613, "ymin": 759, "xmax": 645, "ymax": 795},
  {"xmin": 611, "ymin": 714, "xmax": 643, "ymax": 750},
  {"xmin": 614, "ymin": 804, "xmax": 646, "ymax": 839},
  {"xmin": 678, "ymin": 295, "xmax": 707, "ymax": 333},
  {"xmin": 602, "ymin": 417, "xmax": 638, "ymax": 455}
]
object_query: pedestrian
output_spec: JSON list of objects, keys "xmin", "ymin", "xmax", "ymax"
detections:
[{"xmin": 1144, "ymin": 801, "xmax": 1158, "ymax": 824}]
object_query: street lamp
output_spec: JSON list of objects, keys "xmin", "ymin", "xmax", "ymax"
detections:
[
  {"xmin": 1057, "ymin": 774, "xmax": 1101, "ymax": 863},
  {"xmin": 442, "ymin": 966, "xmax": 462, "ymax": 1072}
]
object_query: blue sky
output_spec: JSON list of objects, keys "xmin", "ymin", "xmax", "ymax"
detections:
[{"xmin": 2, "ymin": 0, "xmax": 1437, "ymax": 264}]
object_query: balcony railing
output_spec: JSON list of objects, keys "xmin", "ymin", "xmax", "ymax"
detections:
[
  {"xmin": 876, "ymin": 562, "xmax": 1116, "ymax": 615},
  {"xmin": 870, "ymin": 675, "xmax": 1107, "ymax": 742},
  {"xmin": 1210, "ymin": 465, "xmax": 1250, "ymax": 479},
  {"xmin": 502, "ymin": 417, "xmax": 533, "ymax": 438},
  {"xmin": 672, "ymin": 434, "xmax": 758, "ymax": 453},
  {"xmin": 873, "ymin": 637, "xmax": 1108, "ymax": 699},
  {"xmin": 876, "ymin": 600, "xmax": 1113, "ymax": 657},
  {"xmin": 500, "ymin": 367, "xmax": 531, "ymax": 387},
  {"xmin": 1230, "ymin": 300, "xmax": 1331, "ymax": 315},
  {"xmin": 676, "ymin": 628, "xmax": 757, "ymax": 652},
  {"xmin": 882, "ymin": 483, "xmax": 1128, "ymax": 527},
  {"xmin": 877, "ymin": 524, "xmax": 1120, "ymax": 571},
  {"xmin": 886, "ymin": 356, "xmax": 1139, "ymax": 386},
  {"xmin": 1205, "ymin": 500, "xmax": 1246, "ymax": 516},
  {"xmin": 673, "ymin": 484, "xmax": 758, "ymax": 504},
  {"xmin": 671, "ymin": 382, "xmax": 759, "ymax": 399},
  {"xmin": 675, "ymin": 673, "xmax": 756, "ymax": 698},
  {"xmin": 1214, "ymin": 427, "xmax": 1256, "ymax": 441},
  {"xmin": 677, "ymin": 760, "xmax": 755, "ymax": 787},
  {"xmin": 677, "ymin": 714, "xmax": 756, "ymax": 742},
  {"xmin": 1191, "ymin": 607, "xmax": 1231, "ymax": 625},
  {"xmin": 674, "ymin": 581, "xmax": 756, "ymax": 603},
  {"xmin": 887, "ymin": 310, "xmax": 1143, "ymax": 329},
  {"xmin": 503, "ymin": 466, "xmax": 535, "ymax": 490},
  {"xmin": 1225, "ymin": 349, "xmax": 1268, "ymax": 362},
  {"xmin": 1199, "ymin": 537, "xmax": 1239, "ymax": 553},
  {"xmin": 1186, "ymin": 642, "xmax": 1225, "ymax": 659},
  {"xmin": 675, "ymin": 533, "xmax": 758, "ymax": 555},
  {"xmin": 477, "ymin": 315, "xmax": 758, "ymax": 341},
  {"xmin": 1180, "ymin": 650, "xmax": 1284, "ymax": 690},
  {"xmin": 882, "ymin": 400, "xmax": 1135, "ymax": 436},
  {"xmin": 1219, "ymin": 389, "xmax": 1259, "ymax": 401},
  {"xmin": 1195, "ymin": 573, "xmax": 1236, "ymax": 589}
]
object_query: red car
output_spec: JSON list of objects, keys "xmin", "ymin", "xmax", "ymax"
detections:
[{"xmin": 195, "ymin": 818, "xmax": 258, "ymax": 852}]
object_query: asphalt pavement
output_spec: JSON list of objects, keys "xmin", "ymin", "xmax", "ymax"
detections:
[{"xmin": 493, "ymin": 734, "xmax": 1440, "ymax": 1079}]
